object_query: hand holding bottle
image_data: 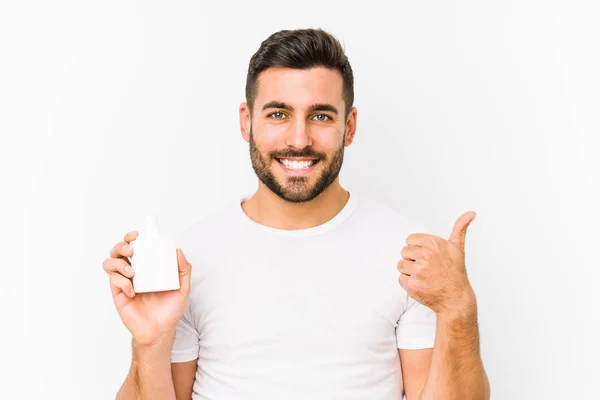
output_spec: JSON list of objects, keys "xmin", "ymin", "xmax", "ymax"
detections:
[{"xmin": 102, "ymin": 230, "xmax": 192, "ymax": 346}]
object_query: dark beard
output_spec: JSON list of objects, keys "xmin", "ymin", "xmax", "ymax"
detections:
[{"xmin": 249, "ymin": 127, "xmax": 345, "ymax": 203}]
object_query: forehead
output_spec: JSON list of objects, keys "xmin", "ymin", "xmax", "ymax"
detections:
[{"xmin": 254, "ymin": 66, "xmax": 344, "ymax": 108}]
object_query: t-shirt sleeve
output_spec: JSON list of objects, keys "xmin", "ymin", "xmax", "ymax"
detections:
[
  {"xmin": 396, "ymin": 294, "xmax": 437, "ymax": 349},
  {"xmin": 170, "ymin": 299, "xmax": 200, "ymax": 363}
]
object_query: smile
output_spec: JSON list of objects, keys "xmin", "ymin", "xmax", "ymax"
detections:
[
  {"xmin": 276, "ymin": 158, "xmax": 318, "ymax": 170},
  {"xmin": 275, "ymin": 158, "xmax": 320, "ymax": 174}
]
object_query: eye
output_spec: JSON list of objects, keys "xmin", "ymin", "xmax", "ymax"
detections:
[
  {"xmin": 312, "ymin": 114, "xmax": 332, "ymax": 122},
  {"xmin": 268, "ymin": 111, "xmax": 287, "ymax": 119}
]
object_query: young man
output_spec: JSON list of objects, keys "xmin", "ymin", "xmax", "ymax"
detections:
[{"xmin": 103, "ymin": 29, "xmax": 490, "ymax": 399}]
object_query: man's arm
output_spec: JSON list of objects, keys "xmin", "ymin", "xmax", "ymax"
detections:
[
  {"xmin": 418, "ymin": 294, "xmax": 490, "ymax": 400},
  {"xmin": 396, "ymin": 212, "xmax": 490, "ymax": 399},
  {"xmin": 399, "ymin": 348, "xmax": 432, "ymax": 399},
  {"xmin": 172, "ymin": 359, "xmax": 198, "ymax": 399},
  {"xmin": 116, "ymin": 332, "xmax": 179, "ymax": 400}
]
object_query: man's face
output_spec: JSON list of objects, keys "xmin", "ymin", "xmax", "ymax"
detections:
[{"xmin": 241, "ymin": 67, "xmax": 356, "ymax": 203}]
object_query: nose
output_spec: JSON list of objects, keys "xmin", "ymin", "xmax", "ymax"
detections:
[{"xmin": 284, "ymin": 117, "xmax": 312, "ymax": 149}]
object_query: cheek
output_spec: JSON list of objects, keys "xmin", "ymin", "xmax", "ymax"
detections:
[
  {"xmin": 314, "ymin": 132, "xmax": 345, "ymax": 153},
  {"xmin": 314, "ymin": 124, "xmax": 345, "ymax": 143},
  {"xmin": 255, "ymin": 126, "xmax": 287, "ymax": 149}
]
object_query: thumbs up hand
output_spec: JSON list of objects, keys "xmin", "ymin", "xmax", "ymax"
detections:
[{"xmin": 397, "ymin": 211, "xmax": 477, "ymax": 317}]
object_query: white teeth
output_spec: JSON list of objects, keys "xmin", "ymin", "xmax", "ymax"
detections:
[{"xmin": 280, "ymin": 159, "xmax": 316, "ymax": 170}]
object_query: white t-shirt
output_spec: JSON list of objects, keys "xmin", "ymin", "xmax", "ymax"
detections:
[{"xmin": 172, "ymin": 191, "xmax": 437, "ymax": 399}]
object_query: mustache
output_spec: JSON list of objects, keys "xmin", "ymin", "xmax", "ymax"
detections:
[{"xmin": 269, "ymin": 148, "xmax": 326, "ymax": 160}]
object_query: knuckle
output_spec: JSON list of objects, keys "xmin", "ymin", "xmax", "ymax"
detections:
[
  {"xmin": 111, "ymin": 274, "xmax": 128, "ymax": 290},
  {"xmin": 118, "ymin": 261, "xmax": 129, "ymax": 275},
  {"xmin": 110, "ymin": 269, "xmax": 122, "ymax": 281},
  {"xmin": 120, "ymin": 242, "xmax": 132, "ymax": 256},
  {"xmin": 108, "ymin": 275, "xmax": 119, "ymax": 288},
  {"xmin": 421, "ymin": 248, "xmax": 432, "ymax": 261},
  {"xmin": 110, "ymin": 242, "xmax": 124, "ymax": 257},
  {"xmin": 103, "ymin": 259, "xmax": 116, "ymax": 273},
  {"xmin": 413, "ymin": 265, "xmax": 423, "ymax": 277}
]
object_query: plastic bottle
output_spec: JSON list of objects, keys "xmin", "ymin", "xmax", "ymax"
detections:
[{"xmin": 129, "ymin": 216, "xmax": 180, "ymax": 293}]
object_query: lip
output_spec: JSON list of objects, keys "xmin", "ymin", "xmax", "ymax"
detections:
[
  {"xmin": 277, "ymin": 157, "xmax": 319, "ymax": 162},
  {"xmin": 276, "ymin": 159, "xmax": 319, "ymax": 175}
]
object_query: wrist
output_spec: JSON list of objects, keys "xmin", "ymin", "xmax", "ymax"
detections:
[
  {"xmin": 133, "ymin": 330, "xmax": 176, "ymax": 353},
  {"xmin": 437, "ymin": 288, "xmax": 478, "ymax": 324}
]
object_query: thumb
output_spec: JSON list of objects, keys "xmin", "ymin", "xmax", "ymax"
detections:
[
  {"xmin": 448, "ymin": 211, "xmax": 477, "ymax": 253},
  {"xmin": 176, "ymin": 248, "xmax": 192, "ymax": 296}
]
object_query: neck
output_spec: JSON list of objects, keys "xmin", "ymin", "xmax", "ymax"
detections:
[{"xmin": 241, "ymin": 180, "xmax": 350, "ymax": 230}]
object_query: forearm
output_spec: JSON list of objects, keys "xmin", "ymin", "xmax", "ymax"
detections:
[
  {"xmin": 420, "ymin": 295, "xmax": 490, "ymax": 400},
  {"xmin": 116, "ymin": 332, "xmax": 177, "ymax": 400}
]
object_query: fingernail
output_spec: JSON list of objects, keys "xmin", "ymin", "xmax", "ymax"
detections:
[
  {"xmin": 122, "ymin": 244, "xmax": 130, "ymax": 253},
  {"xmin": 126, "ymin": 265, "xmax": 133, "ymax": 275}
]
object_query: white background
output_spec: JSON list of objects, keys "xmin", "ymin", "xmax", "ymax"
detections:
[{"xmin": 2, "ymin": 1, "xmax": 599, "ymax": 399}]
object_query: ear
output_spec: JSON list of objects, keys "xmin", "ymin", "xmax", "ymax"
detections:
[
  {"xmin": 239, "ymin": 102, "xmax": 251, "ymax": 143},
  {"xmin": 343, "ymin": 107, "xmax": 358, "ymax": 146}
]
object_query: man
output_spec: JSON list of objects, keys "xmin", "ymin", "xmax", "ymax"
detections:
[{"xmin": 103, "ymin": 28, "xmax": 490, "ymax": 399}]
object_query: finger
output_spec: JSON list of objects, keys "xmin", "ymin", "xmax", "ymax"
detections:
[
  {"xmin": 448, "ymin": 211, "xmax": 476, "ymax": 252},
  {"xmin": 397, "ymin": 259, "xmax": 416, "ymax": 276},
  {"xmin": 405, "ymin": 233, "xmax": 430, "ymax": 247},
  {"xmin": 398, "ymin": 272, "xmax": 410, "ymax": 290},
  {"xmin": 124, "ymin": 230, "xmax": 139, "ymax": 244},
  {"xmin": 176, "ymin": 248, "xmax": 192, "ymax": 297},
  {"xmin": 400, "ymin": 245, "xmax": 423, "ymax": 262},
  {"xmin": 109, "ymin": 272, "xmax": 135, "ymax": 298},
  {"xmin": 110, "ymin": 241, "xmax": 134, "ymax": 261},
  {"xmin": 102, "ymin": 258, "xmax": 135, "ymax": 278}
]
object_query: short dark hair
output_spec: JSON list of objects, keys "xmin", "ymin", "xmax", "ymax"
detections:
[{"xmin": 245, "ymin": 28, "xmax": 354, "ymax": 119}]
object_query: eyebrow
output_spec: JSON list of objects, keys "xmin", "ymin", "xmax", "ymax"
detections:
[{"xmin": 261, "ymin": 101, "xmax": 339, "ymax": 115}]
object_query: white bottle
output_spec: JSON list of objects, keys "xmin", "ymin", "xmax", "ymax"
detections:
[{"xmin": 130, "ymin": 216, "xmax": 180, "ymax": 293}]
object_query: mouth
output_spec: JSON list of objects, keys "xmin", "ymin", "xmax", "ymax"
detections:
[{"xmin": 275, "ymin": 157, "xmax": 320, "ymax": 174}]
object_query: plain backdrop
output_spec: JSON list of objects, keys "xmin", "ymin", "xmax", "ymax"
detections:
[{"xmin": 2, "ymin": 1, "xmax": 599, "ymax": 399}]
